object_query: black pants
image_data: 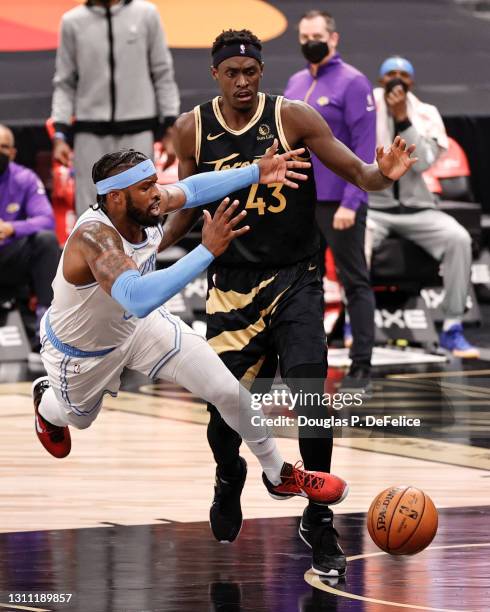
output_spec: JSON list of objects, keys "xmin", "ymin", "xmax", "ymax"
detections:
[
  {"xmin": 0, "ymin": 231, "xmax": 59, "ymax": 306},
  {"xmin": 316, "ymin": 201, "xmax": 375, "ymax": 366},
  {"xmin": 206, "ymin": 257, "xmax": 333, "ymax": 476}
]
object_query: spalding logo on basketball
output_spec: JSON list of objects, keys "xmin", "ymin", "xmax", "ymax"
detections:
[{"xmin": 367, "ymin": 486, "xmax": 438, "ymax": 555}]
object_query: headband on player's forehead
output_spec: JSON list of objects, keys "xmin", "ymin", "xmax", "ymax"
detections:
[
  {"xmin": 95, "ymin": 159, "xmax": 157, "ymax": 195},
  {"xmin": 212, "ymin": 43, "xmax": 262, "ymax": 68}
]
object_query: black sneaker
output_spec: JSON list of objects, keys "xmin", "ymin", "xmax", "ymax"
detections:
[
  {"xmin": 299, "ymin": 506, "xmax": 346, "ymax": 577},
  {"xmin": 340, "ymin": 364, "xmax": 372, "ymax": 397},
  {"xmin": 209, "ymin": 457, "xmax": 247, "ymax": 543}
]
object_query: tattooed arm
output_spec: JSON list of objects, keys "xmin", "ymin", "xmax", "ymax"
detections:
[
  {"xmin": 63, "ymin": 221, "xmax": 137, "ymax": 294},
  {"xmin": 80, "ymin": 223, "xmax": 136, "ymax": 295},
  {"xmin": 64, "ymin": 201, "xmax": 249, "ymax": 318}
]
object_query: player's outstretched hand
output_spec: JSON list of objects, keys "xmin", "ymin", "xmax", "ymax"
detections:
[
  {"xmin": 376, "ymin": 135, "xmax": 418, "ymax": 181},
  {"xmin": 202, "ymin": 198, "xmax": 250, "ymax": 257},
  {"xmin": 257, "ymin": 139, "xmax": 311, "ymax": 188}
]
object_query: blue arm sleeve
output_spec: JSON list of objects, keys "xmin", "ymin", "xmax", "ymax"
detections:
[
  {"xmin": 110, "ymin": 244, "xmax": 214, "ymax": 318},
  {"xmin": 175, "ymin": 163, "xmax": 260, "ymax": 209}
]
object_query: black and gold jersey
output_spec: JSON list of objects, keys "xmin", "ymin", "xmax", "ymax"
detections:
[{"xmin": 194, "ymin": 93, "xmax": 319, "ymax": 267}]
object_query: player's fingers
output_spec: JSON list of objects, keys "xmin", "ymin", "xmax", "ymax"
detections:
[
  {"xmin": 286, "ymin": 159, "xmax": 311, "ymax": 169},
  {"xmin": 282, "ymin": 178, "xmax": 300, "ymax": 189},
  {"xmin": 286, "ymin": 170, "xmax": 308, "ymax": 181},
  {"xmin": 222, "ymin": 199, "xmax": 240, "ymax": 221},
  {"xmin": 228, "ymin": 209, "xmax": 247, "ymax": 228},
  {"xmin": 393, "ymin": 135, "xmax": 401, "ymax": 147},
  {"xmin": 376, "ymin": 145, "xmax": 385, "ymax": 159},
  {"xmin": 407, "ymin": 157, "xmax": 419, "ymax": 166},
  {"xmin": 214, "ymin": 197, "xmax": 230, "ymax": 218},
  {"xmin": 283, "ymin": 147, "xmax": 306, "ymax": 159},
  {"xmin": 265, "ymin": 139, "xmax": 279, "ymax": 157},
  {"xmin": 398, "ymin": 138, "xmax": 407, "ymax": 151},
  {"xmin": 202, "ymin": 209, "xmax": 212, "ymax": 226},
  {"xmin": 231, "ymin": 225, "xmax": 250, "ymax": 238}
]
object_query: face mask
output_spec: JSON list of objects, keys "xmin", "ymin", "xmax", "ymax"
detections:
[
  {"xmin": 384, "ymin": 77, "xmax": 409, "ymax": 95},
  {"xmin": 301, "ymin": 40, "xmax": 329, "ymax": 64},
  {"xmin": 0, "ymin": 152, "xmax": 9, "ymax": 175}
]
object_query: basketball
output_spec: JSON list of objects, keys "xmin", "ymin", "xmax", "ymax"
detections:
[{"xmin": 367, "ymin": 486, "xmax": 438, "ymax": 555}]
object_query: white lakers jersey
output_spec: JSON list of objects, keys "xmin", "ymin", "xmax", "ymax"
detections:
[{"xmin": 48, "ymin": 207, "xmax": 163, "ymax": 352}]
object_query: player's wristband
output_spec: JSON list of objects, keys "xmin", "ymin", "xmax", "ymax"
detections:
[
  {"xmin": 111, "ymin": 244, "xmax": 214, "ymax": 318},
  {"xmin": 176, "ymin": 164, "xmax": 260, "ymax": 209}
]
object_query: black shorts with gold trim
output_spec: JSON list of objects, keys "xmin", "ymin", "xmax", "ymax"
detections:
[{"xmin": 206, "ymin": 256, "xmax": 326, "ymax": 386}]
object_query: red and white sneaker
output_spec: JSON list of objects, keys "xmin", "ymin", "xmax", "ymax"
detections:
[
  {"xmin": 262, "ymin": 462, "xmax": 348, "ymax": 505},
  {"xmin": 32, "ymin": 377, "xmax": 71, "ymax": 459}
]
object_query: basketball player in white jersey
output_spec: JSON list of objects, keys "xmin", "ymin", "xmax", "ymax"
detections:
[{"xmin": 32, "ymin": 145, "xmax": 348, "ymax": 507}]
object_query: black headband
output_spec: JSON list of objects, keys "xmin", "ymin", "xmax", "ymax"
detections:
[{"xmin": 212, "ymin": 43, "xmax": 262, "ymax": 68}]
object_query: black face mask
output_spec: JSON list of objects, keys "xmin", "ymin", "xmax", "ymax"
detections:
[
  {"xmin": 0, "ymin": 152, "xmax": 9, "ymax": 175},
  {"xmin": 301, "ymin": 40, "xmax": 329, "ymax": 64},
  {"xmin": 384, "ymin": 77, "xmax": 409, "ymax": 94}
]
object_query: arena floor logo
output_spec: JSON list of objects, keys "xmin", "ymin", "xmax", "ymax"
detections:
[{"xmin": 0, "ymin": 0, "xmax": 286, "ymax": 52}]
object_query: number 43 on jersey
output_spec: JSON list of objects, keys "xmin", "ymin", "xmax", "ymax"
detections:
[{"xmin": 246, "ymin": 183, "xmax": 286, "ymax": 215}]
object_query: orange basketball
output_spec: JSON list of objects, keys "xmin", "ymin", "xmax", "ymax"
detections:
[{"xmin": 367, "ymin": 486, "xmax": 438, "ymax": 555}]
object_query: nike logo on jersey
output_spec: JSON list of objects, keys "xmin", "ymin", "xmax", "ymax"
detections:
[
  {"xmin": 366, "ymin": 105, "xmax": 375, "ymax": 111},
  {"xmin": 308, "ymin": 264, "xmax": 317, "ymax": 272},
  {"xmin": 207, "ymin": 132, "xmax": 226, "ymax": 141}
]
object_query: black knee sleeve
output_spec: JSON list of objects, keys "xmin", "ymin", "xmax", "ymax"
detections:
[
  {"xmin": 298, "ymin": 436, "xmax": 332, "ymax": 473},
  {"xmin": 285, "ymin": 362, "xmax": 332, "ymax": 473},
  {"xmin": 207, "ymin": 404, "xmax": 242, "ymax": 475}
]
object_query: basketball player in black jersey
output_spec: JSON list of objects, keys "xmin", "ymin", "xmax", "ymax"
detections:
[{"xmin": 162, "ymin": 30, "xmax": 416, "ymax": 577}]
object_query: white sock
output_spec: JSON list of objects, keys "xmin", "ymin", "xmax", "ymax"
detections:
[
  {"xmin": 443, "ymin": 318, "xmax": 461, "ymax": 332},
  {"xmin": 39, "ymin": 386, "xmax": 70, "ymax": 427},
  {"xmin": 245, "ymin": 436, "xmax": 283, "ymax": 485}
]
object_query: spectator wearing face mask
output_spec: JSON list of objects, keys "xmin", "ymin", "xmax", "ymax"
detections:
[
  {"xmin": 284, "ymin": 9, "xmax": 377, "ymax": 391},
  {"xmin": 368, "ymin": 56, "xmax": 478, "ymax": 358},
  {"xmin": 0, "ymin": 124, "xmax": 59, "ymax": 355}
]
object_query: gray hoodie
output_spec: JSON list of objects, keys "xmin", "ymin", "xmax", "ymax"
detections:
[{"xmin": 51, "ymin": 0, "xmax": 180, "ymax": 136}]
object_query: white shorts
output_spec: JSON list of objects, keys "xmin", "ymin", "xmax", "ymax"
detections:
[{"xmin": 40, "ymin": 307, "xmax": 204, "ymax": 428}]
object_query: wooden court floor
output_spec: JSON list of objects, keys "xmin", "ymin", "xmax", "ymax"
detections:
[{"xmin": 0, "ymin": 362, "xmax": 489, "ymax": 611}]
